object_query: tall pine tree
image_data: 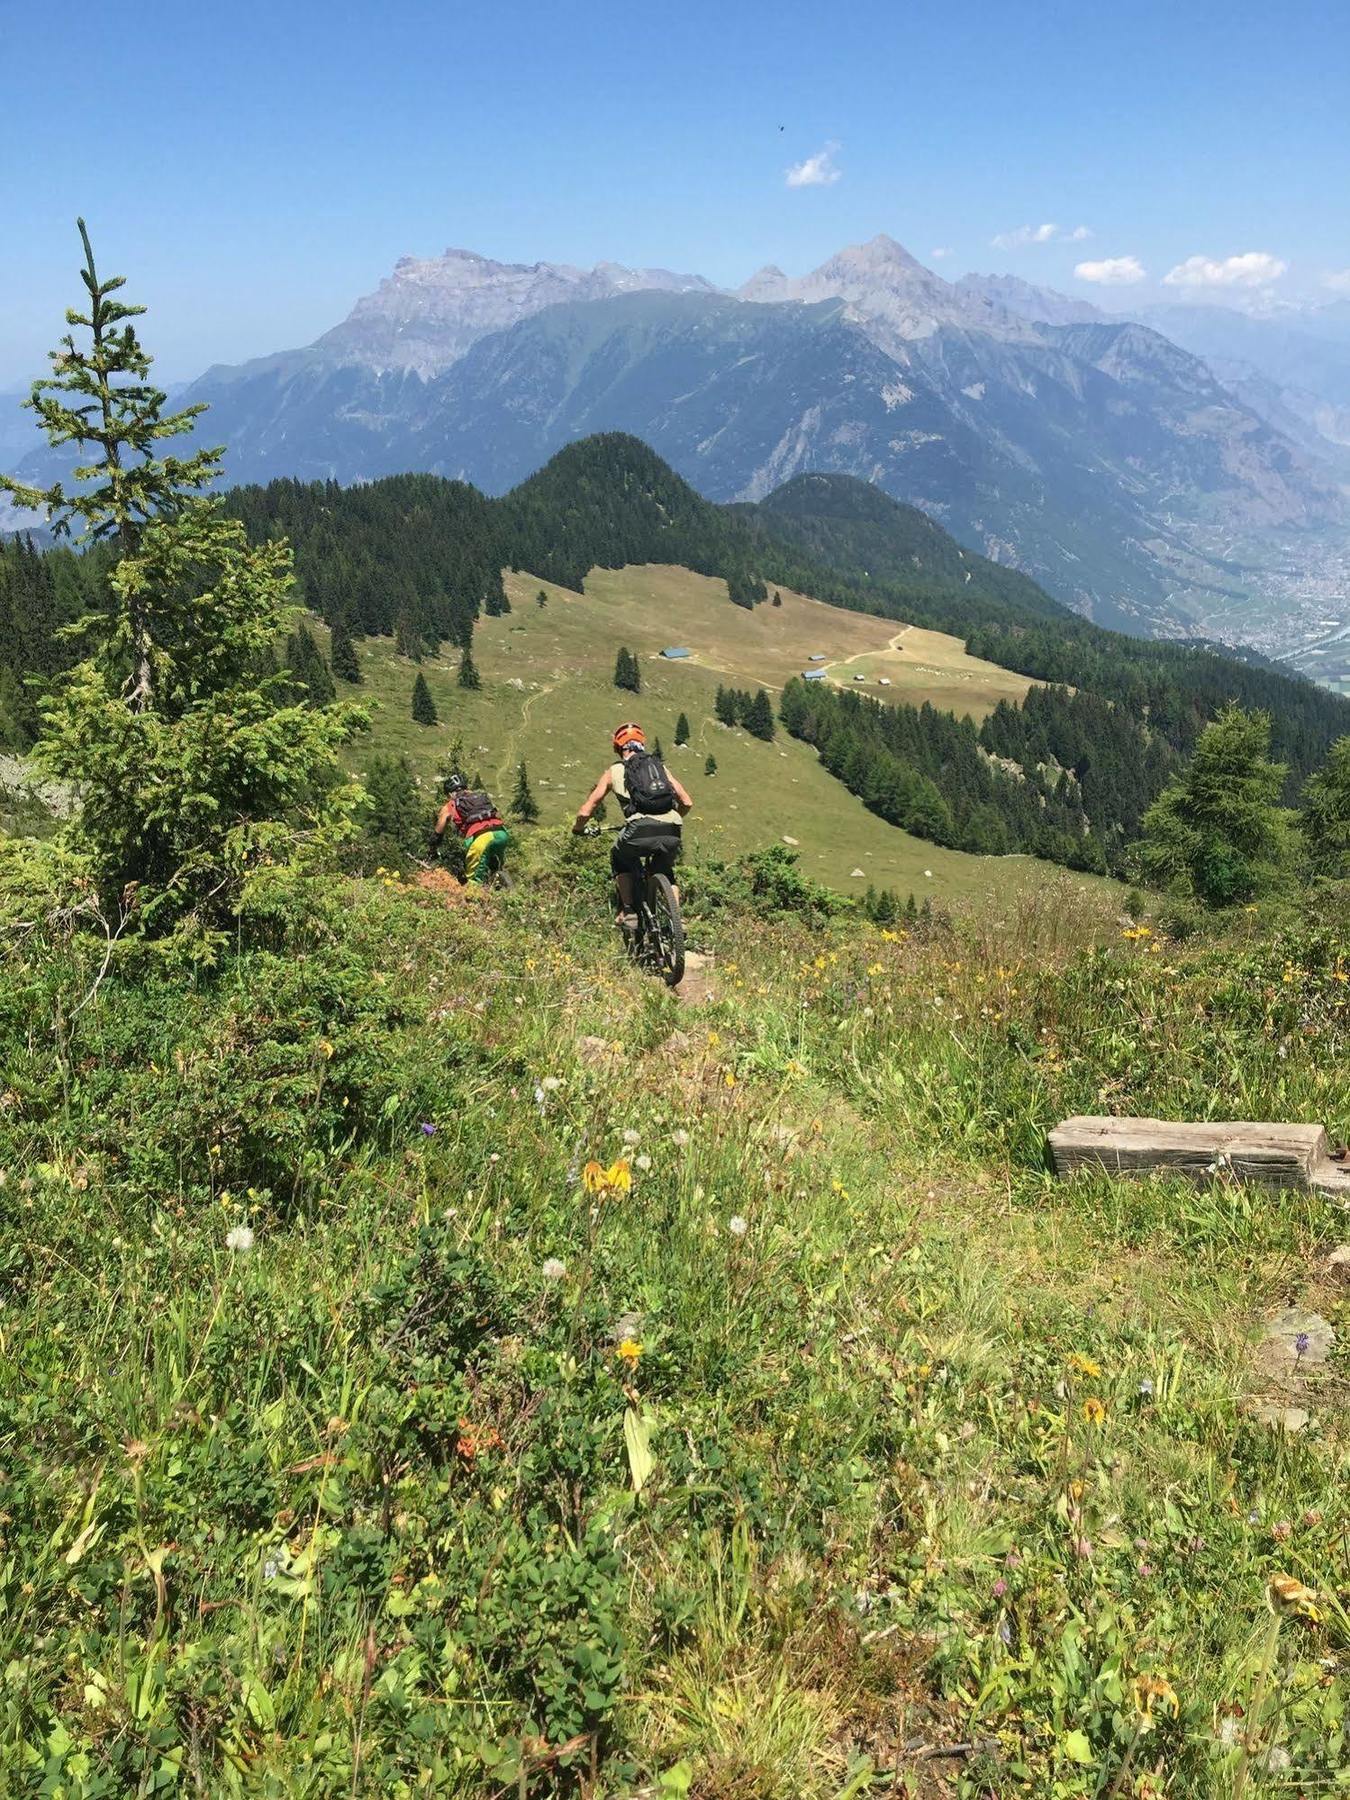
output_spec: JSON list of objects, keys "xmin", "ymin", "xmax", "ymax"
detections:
[
  {"xmin": 457, "ymin": 646, "xmax": 481, "ymax": 690},
  {"xmin": 614, "ymin": 647, "xmax": 640, "ymax": 693},
  {"xmin": 675, "ymin": 711, "xmax": 690, "ymax": 745},
  {"xmin": 330, "ymin": 614, "xmax": 362, "ymax": 683},
  {"xmin": 411, "ymin": 672, "xmax": 439, "ymax": 726},
  {"xmin": 510, "ymin": 761, "xmax": 539, "ymax": 823}
]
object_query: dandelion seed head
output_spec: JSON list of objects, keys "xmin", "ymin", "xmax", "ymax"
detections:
[
  {"xmin": 622, "ymin": 1128, "xmax": 642, "ymax": 1147},
  {"xmin": 1138, "ymin": 1377, "xmax": 1154, "ymax": 1397},
  {"xmin": 225, "ymin": 1224, "xmax": 254, "ymax": 1254},
  {"xmin": 541, "ymin": 1076, "xmax": 562, "ymax": 1092},
  {"xmin": 727, "ymin": 1214, "xmax": 749, "ymax": 1238},
  {"xmin": 541, "ymin": 1257, "xmax": 566, "ymax": 1282},
  {"xmin": 635, "ymin": 1154, "xmax": 652, "ymax": 1172},
  {"xmin": 672, "ymin": 1129, "xmax": 690, "ymax": 1147}
]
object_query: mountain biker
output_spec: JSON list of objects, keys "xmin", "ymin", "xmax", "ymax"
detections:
[
  {"xmin": 429, "ymin": 773, "xmax": 511, "ymax": 886},
  {"xmin": 573, "ymin": 723, "xmax": 692, "ymax": 929}
]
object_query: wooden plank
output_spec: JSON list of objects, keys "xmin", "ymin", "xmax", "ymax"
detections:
[{"xmin": 1048, "ymin": 1116, "xmax": 1350, "ymax": 1198}]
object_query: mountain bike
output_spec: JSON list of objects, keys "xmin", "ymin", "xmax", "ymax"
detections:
[{"xmin": 585, "ymin": 826, "xmax": 685, "ymax": 987}]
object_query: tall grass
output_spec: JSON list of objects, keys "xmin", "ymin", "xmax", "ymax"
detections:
[{"xmin": 0, "ymin": 865, "xmax": 1345, "ymax": 1794}]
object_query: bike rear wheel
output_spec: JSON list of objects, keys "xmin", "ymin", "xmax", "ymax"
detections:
[{"xmin": 643, "ymin": 871, "xmax": 685, "ymax": 987}]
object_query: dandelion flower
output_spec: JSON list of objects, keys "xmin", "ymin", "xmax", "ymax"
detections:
[
  {"xmin": 616, "ymin": 1338, "xmax": 643, "ymax": 1366},
  {"xmin": 1067, "ymin": 1352, "xmax": 1102, "ymax": 1379},
  {"xmin": 1082, "ymin": 1397, "xmax": 1106, "ymax": 1426},
  {"xmin": 727, "ymin": 1214, "xmax": 748, "ymax": 1237},
  {"xmin": 541, "ymin": 1257, "xmax": 566, "ymax": 1282},
  {"xmin": 225, "ymin": 1224, "xmax": 254, "ymax": 1254}
]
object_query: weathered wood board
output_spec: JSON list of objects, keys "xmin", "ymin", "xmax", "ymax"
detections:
[{"xmin": 1048, "ymin": 1116, "xmax": 1350, "ymax": 1199}]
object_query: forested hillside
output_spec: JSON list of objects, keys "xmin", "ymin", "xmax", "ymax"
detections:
[{"xmin": 7, "ymin": 431, "xmax": 1350, "ymax": 882}]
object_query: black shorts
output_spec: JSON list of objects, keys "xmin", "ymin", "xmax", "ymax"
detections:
[{"xmin": 611, "ymin": 819, "xmax": 682, "ymax": 880}]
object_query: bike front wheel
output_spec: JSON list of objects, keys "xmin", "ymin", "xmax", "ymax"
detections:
[{"xmin": 643, "ymin": 872, "xmax": 685, "ymax": 987}]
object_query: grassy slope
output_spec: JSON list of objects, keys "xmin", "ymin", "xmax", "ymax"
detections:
[
  {"xmin": 4, "ymin": 866, "xmax": 1347, "ymax": 1796},
  {"xmin": 323, "ymin": 564, "xmax": 1074, "ymax": 907}
]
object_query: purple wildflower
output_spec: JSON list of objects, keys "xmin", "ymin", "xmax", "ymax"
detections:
[{"xmin": 420, "ymin": 1122, "xmax": 437, "ymax": 1137}]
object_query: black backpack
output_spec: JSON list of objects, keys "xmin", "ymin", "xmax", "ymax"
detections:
[
  {"xmin": 623, "ymin": 750, "xmax": 678, "ymax": 816},
  {"xmin": 453, "ymin": 790, "xmax": 500, "ymax": 831}
]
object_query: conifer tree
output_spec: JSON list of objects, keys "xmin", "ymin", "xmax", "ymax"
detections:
[
  {"xmin": 745, "ymin": 688, "xmax": 776, "ymax": 742},
  {"xmin": 411, "ymin": 672, "xmax": 438, "ymax": 726},
  {"xmin": 704, "ymin": 754, "xmax": 718, "ymax": 777},
  {"xmin": 614, "ymin": 646, "xmax": 640, "ymax": 693},
  {"xmin": 329, "ymin": 613, "xmax": 362, "ymax": 683},
  {"xmin": 536, "ymin": 589, "xmax": 548, "ymax": 609},
  {"xmin": 1299, "ymin": 736, "xmax": 1350, "ymax": 878},
  {"xmin": 0, "ymin": 222, "xmax": 365, "ymax": 928},
  {"xmin": 1139, "ymin": 705, "xmax": 1290, "ymax": 907},
  {"xmin": 457, "ymin": 646, "xmax": 481, "ymax": 690},
  {"xmin": 286, "ymin": 623, "xmax": 337, "ymax": 706},
  {"xmin": 510, "ymin": 760, "xmax": 539, "ymax": 823},
  {"xmin": 360, "ymin": 753, "xmax": 422, "ymax": 867},
  {"xmin": 675, "ymin": 711, "xmax": 690, "ymax": 746},
  {"xmin": 714, "ymin": 685, "xmax": 738, "ymax": 727},
  {"xmin": 395, "ymin": 612, "xmax": 422, "ymax": 661},
  {"xmin": 772, "ymin": 590, "xmax": 782, "ymax": 607}
]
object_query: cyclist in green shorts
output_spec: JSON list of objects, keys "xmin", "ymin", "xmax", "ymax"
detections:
[{"xmin": 429, "ymin": 773, "xmax": 511, "ymax": 885}]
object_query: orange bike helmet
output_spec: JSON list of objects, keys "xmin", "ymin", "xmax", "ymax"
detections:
[{"xmin": 613, "ymin": 722, "xmax": 645, "ymax": 753}]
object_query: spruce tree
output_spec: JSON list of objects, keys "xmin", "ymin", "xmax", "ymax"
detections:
[
  {"xmin": 704, "ymin": 754, "xmax": 718, "ymax": 777},
  {"xmin": 614, "ymin": 646, "xmax": 640, "ymax": 693},
  {"xmin": 675, "ymin": 711, "xmax": 690, "ymax": 746},
  {"xmin": 1139, "ymin": 705, "xmax": 1290, "ymax": 907},
  {"xmin": 771, "ymin": 590, "xmax": 782, "ymax": 607},
  {"xmin": 536, "ymin": 589, "xmax": 548, "ymax": 609},
  {"xmin": 330, "ymin": 613, "xmax": 362, "ymax": 683},
  {"xmin": 714, "ymin": 685, "xmax": 738, "ymax": 727},
  {"xmin": 510, "ymin": 760, "xmax": 539, "ymax": 823},
  {"xmin": 360, "ymin": 753, "xmax": 422, "ymax": 867},
  {"xmin": 457, "ymin": 646, "xmax": 481, "ymax": 690},
  {"xmin": 411, "ymin": 672, "xmax": 439, "ymax": 726},
  {"xmin": 0, "ymin": 222, "xmax": 365, "ymax": 928},
  {"xmin": 286, "ymin": 624, "xmax": 337, "ymax": 706},
  {"xmin": 745, "ymin": 688, "xmax": 776, "ymax": 742},
  {"xmin": 1299, "ymin": 736, "xmax": 1350, "ymax": 878}
]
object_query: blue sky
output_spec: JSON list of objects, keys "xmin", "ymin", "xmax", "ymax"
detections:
[{"xmin": 4, "ymin": 0, "xmax": 1347, "ymax": 385}]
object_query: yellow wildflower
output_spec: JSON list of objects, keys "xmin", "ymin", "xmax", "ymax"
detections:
[
  {"xmin": 615, "ymin": 1338, "xmax": 643, "ymax": 1366},
  {"xmin": 1267, "ymin": 1575, "xmax": 1321, "ymax": 1622},
  {"xmin": 582, "ymin": 1159, "xmax": 632, "ymax": 1196},
  {"xmin": 1067, "ymin": 1353, "xmax": 1102, "ymax": 1379},
  {"xmin": 1082, "ymin": 1397, "xmax": 1106, "ymax": 1426},
  {"xmin": 1133, "ymin": 1673, "xmax": 1179, "ymax": 1723}
]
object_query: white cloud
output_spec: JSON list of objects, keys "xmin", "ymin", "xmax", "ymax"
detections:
[
  {"xmin": 1163, "ymin": 251, "xmax": 1287, "ymax": 289},
  {"xmin": 930, "ymin": 246, "xmax": 954, "ymax": 260},
  {"xmin": 1074, "ymin": 255, "xmax": 1147, "ymax": 286},
  {"xmin": 991, "ymin": 222, "xmax": 1093, "ymax": 250},
  {"xmin": 1322, "ymin": 268, "xmax": 1350, "ymax": 295},
  {"xmin": 785, "ymin": 142, "xmax": 841, "ymax": 188},
  {"xmin": 993, "ymin": 222, "xmax": 1059, "ymax": 250}
]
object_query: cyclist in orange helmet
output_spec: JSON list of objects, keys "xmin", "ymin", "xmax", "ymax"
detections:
[{"xmin": 573, "ymin": 722, "xmax": 692, "ymax": 930}]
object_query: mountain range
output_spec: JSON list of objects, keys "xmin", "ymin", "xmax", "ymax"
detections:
[{"xmin": 7, "ymin": 237, "xmax": 1349, "ymax": 658}]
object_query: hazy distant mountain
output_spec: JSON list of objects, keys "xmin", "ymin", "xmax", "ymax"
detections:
[
  {"xmin": 311, "ymin": 247, "xmax": 717, "ymax": 377},
  {"xmin": 9, "ymin": 236, "xmax": 1345, "ymax": 637},
  {"xmin": 956, "ymin": 271, "xmax": 1107, "ymax": 327}
]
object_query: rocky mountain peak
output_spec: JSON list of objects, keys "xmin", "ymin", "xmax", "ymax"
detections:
[{"xmin": 317, "ymin": 247, "xmax": 715, "ymax": 376}]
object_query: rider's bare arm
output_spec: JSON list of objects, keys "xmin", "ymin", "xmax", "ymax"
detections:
[
  {"xmin": 430, "ymin": 799, "xmax": 456, "ymax": 842},
  {"xmin": 670, "ymin": 774, "xmax": 693, "ymax": 817},
  {"xmin": 573, "ymin": 769, "xmax": 612, "ymax": 833}
]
